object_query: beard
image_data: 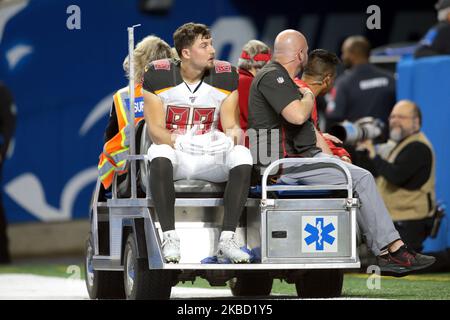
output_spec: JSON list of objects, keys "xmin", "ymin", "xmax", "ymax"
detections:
[
  {"xmin": 206, "ymin": 59, "xmax": 214, "ymax": 69},
  {"xmin": 389, "ymin": 127, "xmax": 406, "ymax": 142},
  {"xmin": 190, "ymin": 57, "xmax": 214, "ymax": 72}
]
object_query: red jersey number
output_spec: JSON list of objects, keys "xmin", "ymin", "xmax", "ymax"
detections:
[
  {"xmin": 166, "ymin": 106, "xmax": 189, "ymax": 133},
  {"xmin": 193, "ymin": 107, "xmax": 215, "ymax": 134},
  {"xmin": 166, "ymin": 106, "xmax": 215, "ymax": 134}
]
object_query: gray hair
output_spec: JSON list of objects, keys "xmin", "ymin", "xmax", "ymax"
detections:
[
  {"xmin": 123, "ymin": 35, "xmax": 172, "ymax": 82},
  {"xmin": 237, "ymin": 40, "xmax": 271, "ymax": 71},
  {"xmin": 438, "ymin": 7, "xmax": 450, "ymax": 21}
]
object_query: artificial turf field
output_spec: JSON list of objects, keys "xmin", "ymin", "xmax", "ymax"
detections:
[{"xmin": 1, "ymin": 263, "xmax": 449, "ymax": 299}]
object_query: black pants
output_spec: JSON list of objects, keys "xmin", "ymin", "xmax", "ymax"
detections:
[
  {"xmin": 0, "ymin": 165, "xmax": 10, "ymax": 263},
  {"xmin": 393, "ymin": 219, "xmax": 433, "ymax": 253}
]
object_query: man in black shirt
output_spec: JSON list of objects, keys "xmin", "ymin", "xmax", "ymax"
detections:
[
  {"xmin": 414, "ymin": 0, "xmax": 450, "ymax": 58},
  {"xmin": 248, "ymin": 29, "xmax": 436, "ymax": 276},
  {"xmin": 358, "ymin": 100, "xmax": 436, "ymax": 252},
  {"xmin": 0, "ymin": 82, "xmax": 16, "ymax": 264},
  {"xmin": 327, "ymin": 36, "xmax": 396, "ymax": 131},
  {"xmin": 248, "ymin": 30, "xmax": 320, "ymax": 164}
]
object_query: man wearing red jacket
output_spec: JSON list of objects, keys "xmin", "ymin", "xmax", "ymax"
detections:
[
  {"xmin": 294, "ymin": 49, "xmax": 351, "ymax": 163},
  {"xmin": 217, "ymin": 40, "xmax": 271, "ymax": 145},
  {"xmin": 237, "ymin": 40, "xmax": 272, "ymax": 133}
]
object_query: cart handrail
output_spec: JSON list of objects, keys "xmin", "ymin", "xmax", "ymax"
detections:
[{"xmin": 261, "ymin": 157, "xmax": 353, "ymax": 200}]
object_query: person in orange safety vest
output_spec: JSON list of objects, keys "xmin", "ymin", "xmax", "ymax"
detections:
[{"xmin": 98, "ymin": 35, "xmax": 172, "ymax": 189}]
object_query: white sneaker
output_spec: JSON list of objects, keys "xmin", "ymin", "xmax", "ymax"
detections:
[
  {"xmin": 217, "ymin": 231, "xmax": 250, "ymax": 264},
  {"xmin": 162, "ymin": 230, "xmax": 180, "ymax": 263}
]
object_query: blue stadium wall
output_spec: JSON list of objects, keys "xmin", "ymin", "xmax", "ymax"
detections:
[{"xmin": 397, "ymin": 56, "xmax": 450, "ymax": 252}]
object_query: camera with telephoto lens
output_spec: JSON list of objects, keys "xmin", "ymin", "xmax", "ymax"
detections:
[{"xmin": 329, "ymin": 117, "xmax": 385, "ymax": 145}]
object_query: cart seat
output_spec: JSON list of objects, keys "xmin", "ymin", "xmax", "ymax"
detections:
[
  {"xmin": 173, "ymin": 179, "xmax": 225, "ymax": 197},
  {"xmin": 249, "ymin": 184, "xmax": 348, "ymax": 199}
]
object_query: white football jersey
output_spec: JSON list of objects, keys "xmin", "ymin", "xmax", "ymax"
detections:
[{"xmin": 142, "ymin": 58, "xmax": 238, "ymax": 134}]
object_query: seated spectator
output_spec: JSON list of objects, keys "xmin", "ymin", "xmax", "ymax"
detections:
[{"xmin": 414, "ymin": 0, "xmax": 450, "ymax": 58}]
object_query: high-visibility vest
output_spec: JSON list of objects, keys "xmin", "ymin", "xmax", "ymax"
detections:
[{"xmin": 98, "ymin": 84, "xmax": 144, "ymax": 189}]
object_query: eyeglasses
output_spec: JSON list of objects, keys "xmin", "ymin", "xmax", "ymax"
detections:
[{"xmin": 388, "ymin": 114, "xmax": 416, "ymax": 121}]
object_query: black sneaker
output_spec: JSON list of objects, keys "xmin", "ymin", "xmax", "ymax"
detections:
[{"xmin": 377, "ymin": 245, "xmax": 436, "ymax": 277}]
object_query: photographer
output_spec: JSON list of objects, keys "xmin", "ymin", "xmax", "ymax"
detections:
[{"xmin": 357, "ymin": 100, "xmax": 435, "ymax": 253}]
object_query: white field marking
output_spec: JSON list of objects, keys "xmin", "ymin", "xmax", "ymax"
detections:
[
  {"xmin": 0, "ymin": 274, "xmax": 89, "ymax": 300},
  {"xmin": 0, "ymin": 274, "xmax": 233, "ymax": 300},
  {"xmin": 0, "ymin": 274, "xmax": 381, "ymax": 300}
]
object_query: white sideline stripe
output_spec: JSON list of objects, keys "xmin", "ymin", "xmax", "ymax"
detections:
[
  {"xmin": 0, "ymin": 274, "xmax": 233, "ymax": 300},
  {"xmin": 0, "ymin": 274, "xmax": 89, "ymax": 300},
  {"xmin": 0, "ymin": 274, "xmax": 379, "ymax": 300}
]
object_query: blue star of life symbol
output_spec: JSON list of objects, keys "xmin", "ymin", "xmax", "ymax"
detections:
[{"xmin": 304, "ymin": 217, "xmax": 336, "ymax": 250}]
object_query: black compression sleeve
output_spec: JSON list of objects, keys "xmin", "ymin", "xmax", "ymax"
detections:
[
  {"xmin": 149, "ymin": 157, "xmax": 175, "ymax": 232},
  {"xmin": 222, "ymin": 164, "xmax": 252, "ymax": 232}
]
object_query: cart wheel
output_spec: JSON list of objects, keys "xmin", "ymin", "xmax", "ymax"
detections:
[
  {"xmin": 84, "ymin": 233, "xmax": 125, "ymax": 299},
  {"xmin": 229, "ymin": 272, "xmax": 273, "ymax": 297},
  {"xmin": 123, "ymin": 233, "xmax": 173, "ymax": 300},
  {"xmin": 295, "ymin": 269, "xmax": 343, "ymax": 298}
]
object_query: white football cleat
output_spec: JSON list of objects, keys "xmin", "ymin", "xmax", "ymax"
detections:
[
  {"xmin": 217, "ymin": 231, "xmax": 250, "ymax": 264},
  {"xmin": 162, "ymin": 230, "xmax": 180, "ymax": 263}
]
